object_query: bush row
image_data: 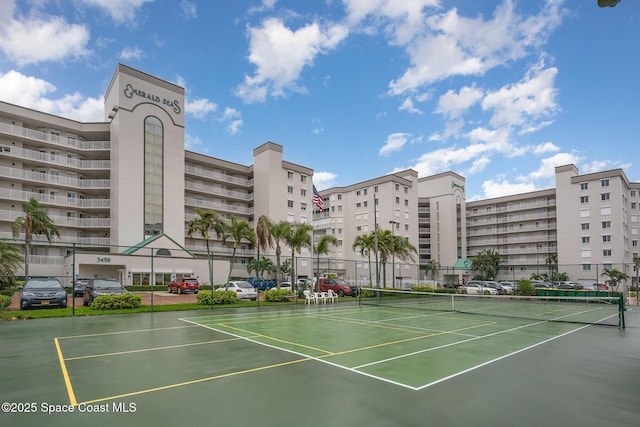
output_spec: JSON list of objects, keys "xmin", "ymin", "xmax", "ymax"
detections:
[
  {"xmin": 264, "ymin": 289, "xmax": 294, "ymax": 302},
  {"xmin": 196, "ymin": 290, "xmax": 238, "ymax": 305},
  {"xmin": 90, "ymin": 293, "xmax": 142, "ymax": 310},
  {"xmin": 1, "ymin": 295, "xmax": 11, "ymax": 310}
]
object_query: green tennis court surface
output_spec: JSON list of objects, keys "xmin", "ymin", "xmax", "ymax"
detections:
[
  {"xmin": 1, "ymin": 303, "xmax": 639, "ymax": 427},
  {"xmin": 181, "ymin": 306, "xmax": 602, "ymax": 390}
]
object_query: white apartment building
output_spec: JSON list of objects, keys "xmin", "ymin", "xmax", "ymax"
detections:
[
  {"xmin": 1, "ymin": 64, "xmax": 637, "ymax": 289},
  {"xmin": 0, "ymin": 64, "xmax": 314, "ymax": 286}
]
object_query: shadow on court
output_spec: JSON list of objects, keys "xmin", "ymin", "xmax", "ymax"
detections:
[{"xmin": 1, "ymin": 305, "xmax": 639, "ymax": 427}]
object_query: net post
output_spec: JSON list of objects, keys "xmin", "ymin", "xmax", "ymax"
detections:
[{"xmin": 619, "ymin": 294, "xmax": 625, "ymax": 330}]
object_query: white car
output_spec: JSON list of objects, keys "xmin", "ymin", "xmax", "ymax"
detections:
[
  {"xmin": 463, "ymin": 281, "xmax": 498, "ymax": 295},
  {"xmin": 276, "ymin": 281, "xmax": 292, "ymax": 290},
  {"xmin": 216, "ymin": 281, "xmax": 258, "ymax": 300}
]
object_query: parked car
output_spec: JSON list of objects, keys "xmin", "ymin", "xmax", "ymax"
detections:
[
  {"xmin": 483, "ymin": 281, "xmax": 509, "ymax": 295},
  {"xmin": 168, "ymin": 276, "xmax": 200, "ymax": 294},
  {"xmin": 19, "ymin": 277, "xmax": 68, "ymax": 310},
  {"xmin": 296, "ymin": 279, "xmax": 313, "ymax": 289},
  {"xmin": 245, "ymin": 277, "xmax": 275, "ymax": 291},
  {"xmin": 557, "ymin": 282, "xmax": 583, "ymax": 290},
  {"xmin": 275, "ymin": 281, "xmax": 292, "ymax": 290},
  {"xmin": 463, "ymin": 281, "xmax": 498, "ymax": 295},
  {"xmin": 217, "ymin": 281, "xmax": 258, "ymax": 300},
  {"xmin": 83, "ymin": 278, "xmax": 127, "ymax": 306},
  {"xmin": 497, "ymin": 281, "xmax": 516, "ymax": 294},
  {"xmin": 73, "ymin": 277, "xmax": 91, "ymax": 297},
  {"xmin": 317, "ymin": 278, "xmax": 358, "ymax": 297}
]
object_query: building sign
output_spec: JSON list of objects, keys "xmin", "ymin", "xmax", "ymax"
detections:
[
  {"xmin": 123, "ymin": 83, "xmax": 181, "ymax": 114},
  {"xmin": 452, "ymin": 181, "xmax": 465, "ymax": 192}
]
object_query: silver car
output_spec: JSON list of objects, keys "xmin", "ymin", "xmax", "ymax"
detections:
[
  {"xmin": 216, "ymin": 281, "xmax": 258, "ymax": 300},
  {"xmin": 463, "ymin": 281, "xmax": 498, "ymax": 295}
]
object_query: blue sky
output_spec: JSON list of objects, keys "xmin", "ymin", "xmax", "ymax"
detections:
[{"xmin": 0, "ymin": 0, "xmax": 638, "ymax": 199}]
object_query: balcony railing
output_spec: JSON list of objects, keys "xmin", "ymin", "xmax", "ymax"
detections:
[{"xmin": 0, "ymin": 122, "xmax": 110, "ymax": 150}]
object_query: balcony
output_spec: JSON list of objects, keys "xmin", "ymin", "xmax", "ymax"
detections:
[
  {"xmin": 184, "ymin": 165, "xmax": 253, "ymax": 187},
  {"xmin": 0, "ymin": 166, "xmax": 110, "ymax": 189},
  {"xmin": 0, "ymin": 122, "xmax": 110, "ymax": 151},
  {"xmin": 0, "ymin": 188, "xmax": 110, "ymax": 209},
  {"xmin": 0, "ymin": 145, "xmax": 110, "ymax": 169},
  {"xmin": 184, "ymin": 181, "xmax": 252, "ymax": 200}
]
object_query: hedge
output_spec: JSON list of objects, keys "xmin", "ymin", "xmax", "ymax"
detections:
[
  {"xmin": 196, "ymin": 290, "xmax": 239, "ymax": 305},
  {"xmin": 264, "ymin": 289, "xmax": 294, "ymax": 302},
  {"xmin": 90, "ymin": 293, "xmax": 142, "ymax": 310}
]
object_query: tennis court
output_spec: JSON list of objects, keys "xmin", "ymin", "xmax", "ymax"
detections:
[{"xmin": 1, "ymin": 296, "xmax": 639, "ymax": 427}]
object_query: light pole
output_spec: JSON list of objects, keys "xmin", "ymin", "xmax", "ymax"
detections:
[
  {"xmin": 389, "ymin": 220, "xmax": 398, "ymax": 288},
  {"xmin": 536, "ymin": 243, "xmax": 542, "ymax": 275},
  {"xmin": 374, "ymin": 198, "xmax": 380, "ymax": 289}
]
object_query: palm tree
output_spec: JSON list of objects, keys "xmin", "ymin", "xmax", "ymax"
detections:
[
  {"xmin": 545, "ymin": 253, "xmax": 558, "ymax": 276},
  {"xmin": 254, "ymin": 214, "xmax": 274, "ymax": 276},
  {"xmin": 0, "ymin": 239, "xmax": 23, "ymax": 290},
  {"xmin": 222, "ymin": 215, "xmax": 256, "ymax": 284},
  {"xmin": 247, "ymin": 257, "xmax": 275, "ymax": 279},
  {"xmin": 423, "ymin": 259, "xmax": 439, "ymax": 282},
  {"xmin": 286, "ymin": 222, "xmax": 313, "ymax": 290},
  {"xmin": 11, "ymin": 198, "xmax": 60, "ymax": 277},
  {"xmin": 187, "ymin": 208, "xmax": 225, "ymax": 288},
  {"xmin": 601, "ymin": 268, "xmax": 629, "ymax": 294},
  {"xmin": 269, "ymin": 220, "xmax": 292, "ymax": 287},
  {"xmin": 353, "ymin": 233, "xmax": 375, "ymax": 287},
  {"xmin": 377, "ymin": 230, "xmax": 417, "ymax": 287},
  {"xmin": 471, "ymin": 249, "xmax": 502, "ymax": 280},
  {"xmin": 315, "ymin": 234, "xmax": 338, "ymax": 290}
]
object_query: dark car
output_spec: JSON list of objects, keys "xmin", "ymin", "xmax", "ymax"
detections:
[
  {"xmin": 83, "ymin": 278, "xmax": 127, "ymax": 306},
  {"xmin": 19, "ymin": 278, "xmax": 68, "ymax": 310},
  {"xmin": 73, "ymin": 277, "xmax": 91, "ymax": 297}
]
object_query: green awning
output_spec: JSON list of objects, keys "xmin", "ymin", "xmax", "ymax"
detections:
[{"xmin": 452, "ymin": 258, "xmax": 473, "ymax": 270}]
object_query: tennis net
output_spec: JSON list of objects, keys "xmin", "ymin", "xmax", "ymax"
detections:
[{"xmin": 358, "ymin": 288, "xmax": 625, "ymax": 328}]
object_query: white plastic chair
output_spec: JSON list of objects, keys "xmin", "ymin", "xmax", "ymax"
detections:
[
  {"xmin": 316, "ymin": 291, "xmax": 327, "ymax": 304},
  {"xmin": 326, "ymin": 289, "xmax": 338, "ymax": 303},
  {"xmin": 303, "ymin": 290, "xmax": 317, "ymax": 304}
]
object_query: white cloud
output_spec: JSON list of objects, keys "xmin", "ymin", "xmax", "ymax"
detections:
[
  {"xmin": 185, "ymin": 133, "xmax": 204, "ymax": 152},
  {"xmin": 529, "ymin": 152, "xmax": 581, "ymax": 180},
  {"xmin": 219, "ymin": 108, "xmax": 243, "ymax": 135},
  {"xmin": 436, "ymin": 86, "xmax": 484, "ymax": 119},
  {"xmin": 235, "ymin": 18, "xmax": 348, "ymax": 103},
  {"xmin": 481, "ymin": 179, "xmax": 538, "ymax": 199},
  {"xmin": 78, "ymin": 0, "xmax": 154, "ymax": 24},
  {"xmin": 0, "ymin": 5, "xmax": 90, "ymax": 66},
  {"xmin": 119, "ymin": 47, "xmax": 143, "ymax": 60},
  {"xmin": 388, "ymin": 1, "xmax": 564, "ymax": 96},
  {"xmin": 312, "ymin": 171, "xmax": 337, "ymax": 190},
  {"xmin": 379, "ymin": 132, "xmax": 410, "ymax": 156},
  {"xmin": 533, "ymin": 142, "xmax": 560, "ymax": 154},
  {"xmin": 0, "ymin": 70, "xmax": 102, "ymax": 121},
  {"xmin": 180, "ymin": 0, "xmax": 197, "ymax": 19},
  {"xmin": 482, "ymin": 65, "xmax": 559, "ymax": 130},
  {"xmin": 186, "ymin": 97, "xmax": 218, "ymax": 119}
]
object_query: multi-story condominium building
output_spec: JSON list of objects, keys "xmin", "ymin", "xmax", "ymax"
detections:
[
  {"xmin": 0, "ymin": 64, "xmax": 314, "ymax": 287},
  {"xmin": 1, "ymin": 64, "xmax": 637, "ymax": 290},
  {"xmin": 466, "ymin": 189, "xmax": 557, "ymax": 282},
  {"xmin": 313, "ymin": 170, "xmax": 419, "ymax": 287}
]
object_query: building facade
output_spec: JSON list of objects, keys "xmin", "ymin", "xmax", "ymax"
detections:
[{"xmin": 1, "ymin": 64, "xmax": 638, "ymax": 290}]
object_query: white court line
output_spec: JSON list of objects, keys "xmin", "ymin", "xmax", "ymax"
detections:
[{"xmin": 180, "ymin": 311, "xmax": 589, "ymax": 391}]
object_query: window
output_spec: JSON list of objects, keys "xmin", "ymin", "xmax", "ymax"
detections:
[
  {"xmin": 581, "ymin": 223, "xmax": 590, "ymax": 230},
  {"xmin": 287, "ymin": 200, "xmax": 294, "ymax": 208},
  {"xmin": 633, "ymin": 240, "xmax": 638, "ymax": 247},
  {"xmin": 580, "ymin": 183, "xmax": 589, "ymax": 190},
  {"xmin": 602, "ymin": 235, "xmax": 611, "ymax": 242},
  {"xmin": 601, "ymin": 179, "xmax": 609, "ymax": 187},
  {"xmin": 337, "ymin": 194, "xmax": 342, "ymax": 200},
  {"xmin": 301, "ymin": 203, "xmax": 307, "ymax": 211},
  {"xmin": 602, "ymin": 221, "xmax": 611, "ymax": 229},
  {"xmin": 374, "ymin": 186, "xmax": 378, "ymax": 193},
  {"xmin": 601, "ymin": 193, "xmax": 610, "ymax": 201},
  {"xmin": 287, "ymin": 186, "xmax": 293, "ymax": 194},
  {"xmin": 580, "ymin": 196, "xmax": 589, "ymax": 204},
  {"xmin": 363, "ymin": 201, "xmax": 368, "ymax": 207},
  {"xmin": 356, "ymin": 202, "xmax": 361, "ymax": 208},
  {"xmin": 356, "ymin": 190, "xmax": 361, "ymax": 196},
  {"xmin": 581, "ymin": 236, "xmax": 590, "ymax": 243},
  {"xmin": 287, "ymin": 171, "xmax": 293, "ymax": 179},
  {"xmin": 395, "ymin": 184, "xmax": 399, "ymax": 191},
  {"xmin": 404, "ymin": 199, "xmax": 409, "ymax": 206},
  {"xmin": 395, "ymin": 196, "xmax": 400, "ymax": 204},
  {"xmin": 582, "ymin": 264, "xmax": 592, "ymax": 271},
  {"xmin": 144, "ymin": 116, "xmax": 163, "ymax": 235},
  {"xmin": 632, "ymin": 202, "xmax": 637, "ymax": 210},
  {"xmin": 603, "ymin": 249, "xmax": 612, "ymax": 257},
  {"xmin": 300, "ymin": 175, "xmax": 307, "ymax": 183}
]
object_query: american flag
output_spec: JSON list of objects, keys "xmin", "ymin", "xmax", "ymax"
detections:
[{"xmin": 312, "ymin": 185, "xmax": 324, "ymax": 210}]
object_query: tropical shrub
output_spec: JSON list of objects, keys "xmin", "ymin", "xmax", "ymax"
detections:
[
  {"xmin": 196, "ymin": 290, "xmax": 239, "ymax": 305},
  {"xmin": 264, "ymin": 289, "xmax": 294, "ymax": 302},
  {"xmin": 90, "ymin": 293, "xmax": 142, "ymax": 310}
]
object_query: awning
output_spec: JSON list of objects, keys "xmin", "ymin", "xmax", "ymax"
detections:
[{"xmin": 452, "ymin": 258, "xmax": 473, "ymax": 270}]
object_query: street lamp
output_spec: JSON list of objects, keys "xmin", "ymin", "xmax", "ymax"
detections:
[{"xmin": 389, "ymin": 220, "xmax": 398, "ymax": 288}]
